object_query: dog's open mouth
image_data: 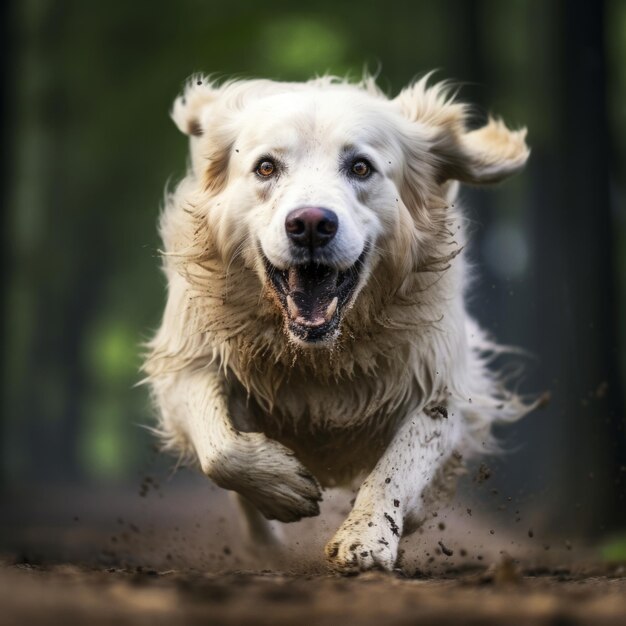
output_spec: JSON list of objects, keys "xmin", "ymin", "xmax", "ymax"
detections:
[{"xmin": 263, "ymin": 252, "xmax": 366, "ymax": 343}]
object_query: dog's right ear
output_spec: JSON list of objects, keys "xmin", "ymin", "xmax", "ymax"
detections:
[
  {"xmin": 394, "ymin": 75, "xmax": 529, "ymax": 186},
  {"xmin": 171, "ymin": 76, "xmax": 218, "ymax": 137}
]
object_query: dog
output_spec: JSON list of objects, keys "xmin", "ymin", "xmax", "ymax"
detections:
[{"xmin": 144, "ymin": 73, "xmax": 536, "ymax": 573}]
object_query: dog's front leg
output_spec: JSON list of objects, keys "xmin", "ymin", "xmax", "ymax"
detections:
[
  {"xmin": 180, "ymin": 368, "xmax": 322, "ymax": 523},
  {"xmin": 325, "ymin": 410, "xmax": 458, "ymax": 573}
]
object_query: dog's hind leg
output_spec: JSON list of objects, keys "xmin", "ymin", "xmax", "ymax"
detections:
[
  {"xmin": 233, "ymin": 492, "xmax": 284, "ymax": 547},
  {"xmin": 233, "ymin": 493, "xmax": 288, "ymax": 566}
]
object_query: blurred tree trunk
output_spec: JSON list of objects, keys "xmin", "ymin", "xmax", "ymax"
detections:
[
  {"xmin": 16, "ymin": 0, "xmax": 104, "ymax": 482},
  {"xmin": 0, "ymin": 0, "xmax": 14, "ymax": 491},
  {"xmin": 533, "ymin": 0, "xmax": 626, "ymax": 533}
]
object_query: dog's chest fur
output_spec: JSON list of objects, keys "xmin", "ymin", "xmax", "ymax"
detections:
[{"xmin": 226, "ymin": 347, "xmax": 432, "ymax": 485}]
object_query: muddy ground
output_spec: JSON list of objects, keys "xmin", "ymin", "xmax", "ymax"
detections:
[
  {"xmin": 1, "ymin": 471, "xmax": 625, "ymax": 625},
  {"xmin": 2, "ymin": 560, "xmax": 626, "ymax": 626}
]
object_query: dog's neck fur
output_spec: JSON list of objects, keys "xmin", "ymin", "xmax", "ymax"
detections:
[{"xmin": 146, "ymin": 191, "xmax": 467, "ymax": 436}]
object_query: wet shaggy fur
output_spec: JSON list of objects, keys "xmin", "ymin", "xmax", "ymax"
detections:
[{"xmin": 143, "ymin": 74, "xmax": 536, "ymax": 572}]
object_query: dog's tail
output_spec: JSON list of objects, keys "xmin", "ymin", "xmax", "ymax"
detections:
[{"xmin": 459, "ymin": 317, "xmax": 546, "ymax": 455}]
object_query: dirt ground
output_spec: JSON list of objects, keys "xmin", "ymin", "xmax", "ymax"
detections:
[
  {"xmin": 2, "ymin": 559, "xmax": 626, "ymax": 626},
  {"xmin": 2, "ymin": 473, "xmax": 625, "ymax": 625}
]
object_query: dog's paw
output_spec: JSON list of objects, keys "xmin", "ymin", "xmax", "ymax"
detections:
[
  {"xmin": 325, "ymin": 510, "xmax": 402, "ymax": 573},
  {"xmin": 214, "ymin": 432, "xmax": 323, "ymax": 523}
]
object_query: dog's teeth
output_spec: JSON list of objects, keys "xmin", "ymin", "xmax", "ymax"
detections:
[
  {"xmin": 325, "ymin": 297, "xmax": 338, "ymax": 321},
  {"xmin": 287, "ymin": 295, "xmax": 299, "ymax": 319}
]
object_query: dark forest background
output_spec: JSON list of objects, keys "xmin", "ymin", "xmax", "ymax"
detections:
[{"xmin": 1, "ymin": 0, "xmax": 625, "ymax": 552}]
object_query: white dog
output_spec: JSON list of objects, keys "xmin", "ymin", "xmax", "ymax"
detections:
[{"xmin": 144, "ymin": 73, "xmax": 535, "ymax": 573}]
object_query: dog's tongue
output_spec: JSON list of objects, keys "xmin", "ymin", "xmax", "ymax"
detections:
[{"xmin": 286, "ymin": 265, "xmax": 338, "ymax": 326}]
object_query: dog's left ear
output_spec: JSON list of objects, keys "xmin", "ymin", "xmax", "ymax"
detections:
[
  {"xmin": 395, "ymin": 79, "xmax": 530, "ymax": 185},
  {"xmin": 431, "ymin": 116, "xmax": 530, "ymax": 185}
]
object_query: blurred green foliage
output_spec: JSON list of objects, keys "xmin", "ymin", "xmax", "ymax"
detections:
[
  {"xmin": 601, "ymin": 536, "xmax": 626, "ymax": 562},
  {"xmin": 2, "ymin": 0, "xmax": 626, "ymax": 498}
]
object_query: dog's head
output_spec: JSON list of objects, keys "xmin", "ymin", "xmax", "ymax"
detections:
[{"xmin": 173, "ymin": 75, "xmax": 528, "ymax": 346}]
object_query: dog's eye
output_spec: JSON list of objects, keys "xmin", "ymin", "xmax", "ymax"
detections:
[
  {"xmin": 351, "ymin": 159, "xmax": 372, "ymax": 178},
  {"xmin": 256, "ymin": 159, "xmax": 276, "ymax": 178}
]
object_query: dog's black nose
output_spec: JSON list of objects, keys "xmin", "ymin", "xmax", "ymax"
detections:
[{"xmin": 285, "ymin": 207, "xmax": 338, "ymax": 248}]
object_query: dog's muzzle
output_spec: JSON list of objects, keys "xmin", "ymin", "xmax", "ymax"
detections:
[{"xmin": 261, "ymin": 206, "xmax": 367, "ymax": 343}]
